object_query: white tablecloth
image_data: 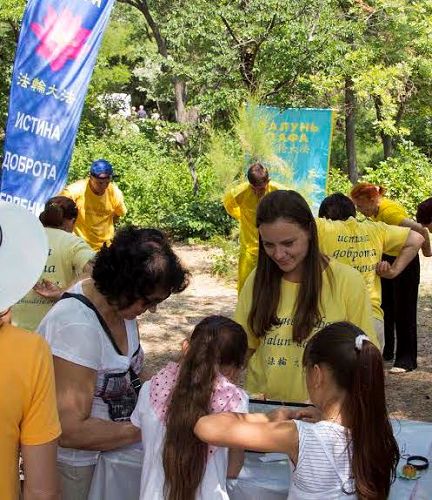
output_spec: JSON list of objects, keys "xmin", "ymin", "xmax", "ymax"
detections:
[{"xmin": 88, "ymin": 419, "xmax": 432, "ymax": 500}]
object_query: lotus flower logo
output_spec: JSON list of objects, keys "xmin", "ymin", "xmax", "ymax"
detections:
[{"xmin": 31, "ymin": 6, "xmax": 91, "ymax": 72}]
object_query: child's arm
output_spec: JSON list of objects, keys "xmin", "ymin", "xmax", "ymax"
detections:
[
  {"xmin": 194, "ymin": 412, "xmax": 298, "ymax": 462},
  {"xmin": 239, "ymin": 407, "xmax": 297, "ymax": 423}
]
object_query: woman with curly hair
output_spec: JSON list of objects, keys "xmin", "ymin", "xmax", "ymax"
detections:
[{"xmin": 38, "ymin": 227, "xmax": 190, "ymax": 499}]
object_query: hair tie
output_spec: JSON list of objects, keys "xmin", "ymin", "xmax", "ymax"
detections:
[{"xmin": 355, "ymin": 334, "xmax": 369, "ymax": 351}]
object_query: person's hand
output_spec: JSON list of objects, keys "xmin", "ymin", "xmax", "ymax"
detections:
[
  {"xmin": 267, "ymin": 407, "xmax": 298, "ymax": 422},
  {"xmin": 33, "ymin": 280, "xmax": 64, "ymax": 301},
  {"xmin": 0, "ymin": 308, "xmax": 12, "ymax": 324},
  {"xmin": 291, "ymin": 406, "xmax": 322, "ymax": 423},
  {"xmin": 375, "ymin": 261, "xmax": 397, "ymax": 279}
]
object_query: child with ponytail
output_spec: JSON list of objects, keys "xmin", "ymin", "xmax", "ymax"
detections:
[
  {"xmin": 130, "ymin": 315, "xmax": 248, "ymax": 500},
  {"xmin": 195, "ymin": 322, "xmax": 400, "ymax": 499}
]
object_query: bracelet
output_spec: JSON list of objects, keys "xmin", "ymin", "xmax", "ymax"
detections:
[{"xmin": 407, "ymin": 455, "xmax": 429, "ymax": 471}]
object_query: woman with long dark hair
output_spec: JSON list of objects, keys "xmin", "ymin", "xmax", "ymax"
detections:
[
  {"xmin": 12, "ymin": 196, "xmax": 94, "ymax": 330},
  {"xmin": 235, "ymin": 190, "xmax": 377, "ymax": 402},
  {"xmin": 195, "ymin": 322, "xmax": 400, "ymax": 499},
  {"xmin": 130, "ymin": 315, "xmax": 248, "ymax": 500},
  {"xmin": 351, "ymin": 182, "xmax": 430, "ymax": 372}
]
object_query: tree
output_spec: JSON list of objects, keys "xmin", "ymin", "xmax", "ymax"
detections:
[
  {"xmin": 354, "ymin": 0, "xmax": 432, "ymax": 159},
  {"xmin": 118, "ymin": 0, "xmax": 192, "ymax": 122},
  {"xmin": 0, "ymin": 0, "xmax": 26, "ymax": 136}
]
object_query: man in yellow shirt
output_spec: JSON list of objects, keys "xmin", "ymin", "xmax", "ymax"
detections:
[
  {"xmin": 61, "ymin": 159, "xmax": 127, "ymax": 250},
  {"xmin": 317, "ymin": 193, "xmax": 424, "ymax": 349},
  {"xmin": 223, "ymin": 163, "xmax": 280, "ymax": 292},
  {"xmin": 0, "ymin": 202, "xmax": 61, "ymax": 499}
]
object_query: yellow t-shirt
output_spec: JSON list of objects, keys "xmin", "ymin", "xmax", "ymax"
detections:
[
  {"xmin": 372, "ymin": 197, "xmax": 408, "ymax": 226},
  {"xmin": 234, "ymin": 260, "xmax": 376, "ymax": 402},
  {"xmin": 0, "ymin": 323, "xmax": 61, "ymax": 500},
  {"xmin": 12, "ymin": 227, "xmax": 95, "ymax": 331},
  {"xmin": 223, "ymin": 181, "xmax": 281, "ymax": 254},
  {"xmin": 61, "ymin": 179, "xmax": 127, "ymax": 250},
  {"xmin": 317, "ymin": 217, "xmax": 409, "ymax": 320},
  {"xmin": 223, "ymin": 181, "xmax": 282, "ymax": 291}
]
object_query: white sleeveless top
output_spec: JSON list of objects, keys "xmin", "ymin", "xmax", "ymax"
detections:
[{"xmin": 288, "ymin": 420, "xmax": 357, "ymax": 500}]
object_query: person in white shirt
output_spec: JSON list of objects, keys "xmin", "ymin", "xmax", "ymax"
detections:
[
  {"xmin": 131, "ymin": 315, "xmax": 248, "ymax": 500},
  {"xmin": 38, "ymin": 227, "xmax": 190, "ymax": 499},
  {"xmin": 195, "ymin": 321, "xmax": 399, "ymax": 499}
]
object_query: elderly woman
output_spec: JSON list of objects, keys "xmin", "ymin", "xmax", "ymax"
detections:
[{"xmin": 38, "ymin": 226, "xmax": 189, "ymax": 499}]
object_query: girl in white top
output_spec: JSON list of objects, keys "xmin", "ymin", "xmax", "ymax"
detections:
[
  {"xmin": 131, "ymin": 315, "xmax": 248, "ymax": 500},
  {"xmin": 195, "ymin": 321, "xmax": 400, "ymax": 499}
]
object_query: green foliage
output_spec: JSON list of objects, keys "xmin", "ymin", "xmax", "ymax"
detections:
[
  {"xmin": 207, "ymin": 128, "xmax": 245, "ymax": 190},
  {"xmin": 326, "ymin": 167, "xmax": 352, "ymax": 196},
  {"xmin": 235, "ymin": 102, "xmax": 280, "ymax": 166},
  {"xmin": 0, "ymin": 0, "xmax": 26, "ymax": 133},
  {"xmin": 3, "ymin": 0, "xmax": 432, "ymax": 238},
  {"xmin": 165, "ymin": 200, "xmax": 234, "ymax": 240},
  {"xmin": 207, "ymin": 98, "xmax": 319, "ymax": 206},
  {"xmin": 210, "ymin": 235, "xmax": 239, "ymax": 281},
  {"xmin": 362, "ymin": 142, "xmax": 432, "ymax": 216},
  {"xmin": 69, "ymin": 131, "xmax": 234, "ymax": 240}
]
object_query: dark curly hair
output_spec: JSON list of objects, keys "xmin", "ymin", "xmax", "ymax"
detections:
[{"xmin": 92, "ymin": 226, "xmax": 190, "ymax": 309}]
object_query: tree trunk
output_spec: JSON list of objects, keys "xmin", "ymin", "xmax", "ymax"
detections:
[
  {"xmin": 344, "ymin": 77, "xmax": 358, "ymax": 183},
  {"xmin": 381, "ymin": 135, "xmax": 394, "ymax": 159},
  {"xmin": 373, "ymin": 95, "xmax": 394, "ymax": 159},
  {"xmin": 121, "ymin": 0, "xmax": 188, "ymax": 123},
  {"xmin": 174, "ymin": 78, "xmax": 188, "ymax": 123}
]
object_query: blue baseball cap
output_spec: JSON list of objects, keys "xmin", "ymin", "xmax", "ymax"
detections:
[{"xmin": 90, "ymin": 159, "xmax": 114, "ymax": 178}]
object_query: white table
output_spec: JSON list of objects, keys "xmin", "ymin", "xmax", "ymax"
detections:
[{"xmin": 88, "ymin": 419, "xmax": 432, "ymax": 500}]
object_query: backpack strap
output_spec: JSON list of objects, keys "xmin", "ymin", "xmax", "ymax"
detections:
[{"xmin": 60, "ymin": 292, "xmax": 142, "ymax": 394}]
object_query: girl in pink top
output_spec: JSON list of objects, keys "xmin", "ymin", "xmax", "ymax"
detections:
[{"xmin": 131, "ymin": 315, "xmax": 248, "ymax": 500}]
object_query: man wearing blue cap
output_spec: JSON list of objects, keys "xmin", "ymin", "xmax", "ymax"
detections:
[{"xmin": 61, "ymin": 159, "xmax": 126, "ymax": 250}]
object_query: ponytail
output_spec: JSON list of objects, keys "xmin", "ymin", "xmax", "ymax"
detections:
[
  {"xmin": 39, "ymin": 196, "xmax": 78, "ymax": 228},
  {"xmin": 347, "ymin": 339, "xmax": 399, "ymax": 498},
  {"xmin": 162, "ymin": 316, "xmax": 247, "ymax": 500},
  {"xmin": 303, "ymin": 322, "xmax": 399, "ymax": 499}
]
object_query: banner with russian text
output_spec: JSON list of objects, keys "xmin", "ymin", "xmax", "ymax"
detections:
[
  {"xmin": 261, "ymin": 106, "xmax": 333, "ymax": 212},
  {"xmin": 0, "ymin": 0, "xmax": 115, "ymax": 214}
]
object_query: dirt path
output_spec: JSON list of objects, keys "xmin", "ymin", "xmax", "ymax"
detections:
[
  {"xmin": 139, "ymin": 246, "xmax": 432, "ymax": 422},
  {"xmin": 138, "ymin": 245, "xmax": 237, "ymax": 374}
]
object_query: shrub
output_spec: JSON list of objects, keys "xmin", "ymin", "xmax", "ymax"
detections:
[
  {"xmin": 68, "ymin": 130, "xmax": 233, "ymax": 239},
  {"xmin": 209, "ymin": 235, "xmax": 239, "ymax": 282},
  {"xmin": 326, "ymin": 166, "xmax": 353, "ymax": 196},
  {"xmin": 362, "ymin": 142, "xmax": 432, "ymax": 216}
]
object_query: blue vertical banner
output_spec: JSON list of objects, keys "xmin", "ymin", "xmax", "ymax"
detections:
[
  {"xmin": 1, "ymin": 0, "xmax": 115, "ymax": 214},
  {"xmin": 261, "ymin": 107, "xmax": 333, "ymax": 211}
]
